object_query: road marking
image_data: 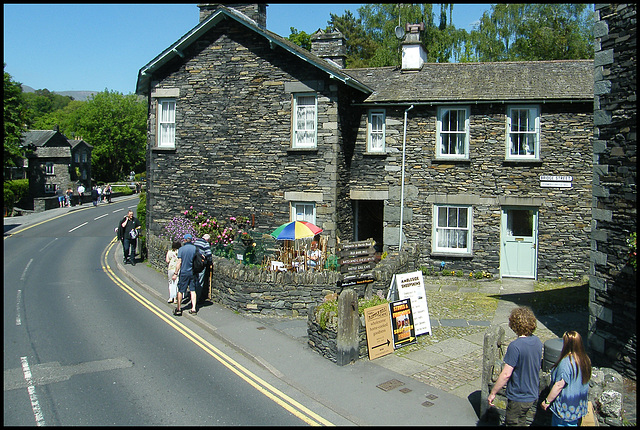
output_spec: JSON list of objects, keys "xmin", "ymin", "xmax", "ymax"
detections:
[
  {"xmin": 68, "ymin": 222, "xmax": 88, "ymax": 232},
  {"xmin": 16, "ymin": 290, "xmax": 22, "ymax": 326},
  {"xmin": 5, "ymin": 357, "xmax": 133, "ymax": 391},
  {"xmin": 20, "ymin": 356, "xmax": 46, "ymax": 426},
  {"xmin": 20, "ymin": 259, "xmax": 33, "ymax": 281},
  {"xmin": 39, "ymin": 238, "xmax": 58, "ymax": 252},
  {"xmin": 94, "ymin": 214, "xmax": 109, "ymax": 220},
  {"xmin": 102, "ymin": 239, "xmax": 334, "ymax": 426}
]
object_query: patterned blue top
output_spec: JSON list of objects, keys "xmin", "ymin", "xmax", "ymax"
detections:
[{"xmin": 550, "ymin": 356, "xmax": 589, "ymax": 421}]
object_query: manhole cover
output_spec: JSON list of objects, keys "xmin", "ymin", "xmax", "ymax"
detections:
[
  {"xmin": 256, "ymin": 326, "xmax": 266, "ymax": 330},
  {"xmin": 422, "ymin": 401, "xmax": 434, "ymax": 407},
  {"xmin": 425, "ymin": 394, "xmax": 438, "ymax": 400},
  {"xmin": 376, "ymin": 379, "xmax": 405, "ymax": 391},
  {"xmin": 399, "ymin": 388, "xmax": 412, "ymax": 394}
]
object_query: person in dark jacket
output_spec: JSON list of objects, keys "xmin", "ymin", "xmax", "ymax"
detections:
[{"xmin": 117, "ymin": 210, "xmax": 141, "ymax": 265}]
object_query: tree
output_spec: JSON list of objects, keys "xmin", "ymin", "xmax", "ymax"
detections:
[
  {"xmin": 68, "ymin": 90, "xmax": 147, "ymax": 182},
  {"xmin": 23, "ymin": 89, "xmax": 73, "ymax": 127},
  {"xmin": 287, "ymin": 27, "xmax": 312, "ymax": 51},
  {"xmin": 467, "ymin": 4, "xmax": 594, "ymax": 62},
  {"xmin": 3, "ymin": 64, "xmax": 28, "ymax": 173}
]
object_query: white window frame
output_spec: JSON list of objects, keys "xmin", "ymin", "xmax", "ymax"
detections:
[
  {"xmin": 290, "ymin": 202, "xmax": 316, "ymax": 225},
  {"xmin": 436, "ymin": 106, "xmax": 470, "ymax": 159},
  {"xmin": 45, "ymin": 162, "xmax": 54, "ymax": 175},
  {"xmin": 432, "ymin": 204, "xmax": 472, "ymax": 255},
  {"xmin": 292, "ymin": 93, "xmax": 317, "ymax": 149},
  {"xmin": 367, "ymin": 109, "xmax": 386, "ymax": 153},
  {"xmin": 157, "ymin": 98, "xmax": 176, "ymax": 148},
  {"xmin": 506, "ymin": 105, "xmax": 540, "ymax": 160}
]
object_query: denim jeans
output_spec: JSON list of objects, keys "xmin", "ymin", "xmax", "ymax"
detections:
[{"xmin": 123, "ymin": 238, "xmax": 136, "ymax": 262}]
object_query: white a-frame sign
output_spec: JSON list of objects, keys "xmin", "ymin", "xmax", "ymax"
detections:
[{"xmin": 387, "ymin": 271, "xmax": 431, "ymax": 335}]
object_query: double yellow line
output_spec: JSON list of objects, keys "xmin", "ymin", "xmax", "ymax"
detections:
[{"xmin": 102, "ymin": 239, "xmax": 333, "ymax": 426}]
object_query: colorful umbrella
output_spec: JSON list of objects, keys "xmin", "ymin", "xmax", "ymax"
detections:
[{"xmin": 271, "ymin": 221, "xmax": 323, "ymax": 241}]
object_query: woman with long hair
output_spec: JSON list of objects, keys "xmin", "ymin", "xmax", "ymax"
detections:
[{"xmin": 541, "ymin": 331, "xmax": 592, "ymax": 426}]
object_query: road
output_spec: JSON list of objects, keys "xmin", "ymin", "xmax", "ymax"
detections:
[{"xmin": 3, "ymin": 198, "xmax": 331, "ymax": 426}]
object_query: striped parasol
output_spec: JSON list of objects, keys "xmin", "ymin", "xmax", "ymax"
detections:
[{"xmin": 270, "ymin": 221, "xmax": 323, "ymax": 241}]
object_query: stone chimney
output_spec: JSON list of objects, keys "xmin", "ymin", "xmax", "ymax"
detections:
[
  {"xmin": 198, "ymin": 3, "xmax": 267, "ymax": 28},
  {"xmin": 310, "ymin": 29, "xmax": 347, "ymax": 69},
  {"xmin": 401, "ymin": 22, "xmax": 427, "ymax": 70}
]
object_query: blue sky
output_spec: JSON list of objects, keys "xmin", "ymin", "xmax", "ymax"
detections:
[{"xmin": 3, "ymin": 3, "xmax": 490, "ymax": 95}]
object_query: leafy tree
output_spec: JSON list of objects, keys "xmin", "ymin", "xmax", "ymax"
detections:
[
  {"xmin": 22, "ymin": 89, "xmax": 73, "ymax": 127},
  {"xmin": 467, "ymin": 4, "xmax": 594, "ymax": 62},
  {"xmin": 287, "ymin": 27, "xmax": 312, "ymax": 51},
  {"xmin": 68, "ymin": 90, "xmax": 147, "ymax": 182},
  {"xmin": 326, "ymin": 10, "xmax": 377, "ymax": 68},
  {"xmin": 3, "ymin": 65, "xmax": 28, "ymax": 172},
  {"xmin": 31, "ymin": 100, "xmax": 85, "ymax": 132}
]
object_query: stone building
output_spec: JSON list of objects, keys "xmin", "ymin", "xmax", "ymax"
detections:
[
  {"xmin": 136, "ymin": 4, "xmax": 593, "ymax": 281},
  {"xmin": 589, "ymin": 3, "xmax": 636, "ymax": 379},
  {"xmin": 21, "ymin": 130, "xmax": 93, "ymax": 207}
]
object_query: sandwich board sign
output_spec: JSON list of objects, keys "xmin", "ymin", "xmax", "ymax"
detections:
[
  {"xmin": 387, "ymin": 271, "xmax": 431, "ymax": 336},
  {"xmin": 363, "ymin": 303, "xmax": 394, "ymax": 359},
  {"xmin": 390, "ymin": 298, "xmax": 416, "ymax": 348}
]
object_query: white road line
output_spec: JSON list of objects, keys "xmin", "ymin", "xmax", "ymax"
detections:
[
  {"xmin": 20, "ymin": 357, "xmax": 46, "ymax": 426},
  {"xmin": 68, "ymin": 222, "xmax": 88, "ymax": 232},
  {"xmin": 16, "ymin": 290, "xmax": 22, "ymax": 326},
  {"xmin": 20, "ymin": 259, "xmax": 33, "ymax": 281},
  {"xmin": 40, "ymin": 238, "xmax": 58, "ymax": 253},
  {"xmin": 94, "ymin": 214, "xmax": 109, "ymax": 220},
  {"xmin": 112, "ymin": 209, "xmax": 122, "ymax": 213}
]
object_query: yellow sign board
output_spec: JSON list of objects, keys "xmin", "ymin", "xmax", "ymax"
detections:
[{"xmin": 364, "ymin": 303, "xmax": 394, "ymax": 360}]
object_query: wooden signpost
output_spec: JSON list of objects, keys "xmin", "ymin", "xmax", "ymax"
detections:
[{"xmin": 337, "ymin": 239, "xmax": 376, "ymax": 289}]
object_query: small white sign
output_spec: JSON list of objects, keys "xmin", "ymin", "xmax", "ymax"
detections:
[
  {"xmin": 540, "ymin": 181, "xmax": 573, "ymax": 188},
  {"xmin": 540, "ymin": 175, "xmax": 572, "ymax": 182}
]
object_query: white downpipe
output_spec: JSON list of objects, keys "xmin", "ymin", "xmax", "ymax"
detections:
[{"xmin": 399, "ymin": 104, "xmax": 414, "ymax": 250}]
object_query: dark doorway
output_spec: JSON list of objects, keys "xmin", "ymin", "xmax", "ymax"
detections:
[{"xmin": 354, "ymin": 200, "xmax": 384, "ymax": 252}]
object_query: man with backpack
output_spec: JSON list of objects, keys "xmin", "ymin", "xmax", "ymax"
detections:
[
  {"xmin": 172, "ymin": 233, "xmax": 198, "ymax": 316},
  {"xmin": 193, "ymin": 234, "xmax": 212, "ymax": 305}
]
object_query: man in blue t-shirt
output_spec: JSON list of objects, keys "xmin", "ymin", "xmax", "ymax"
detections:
[
  {"xmin": 172, "ymin": 234, "xmax": 198, "ymax": 316},
  {"xmin": 488, "ymin": 306, "xmax": 543, "ymax": 426}
]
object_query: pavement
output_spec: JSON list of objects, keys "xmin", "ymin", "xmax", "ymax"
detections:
[{"xmin": 4, "ymin": 197, "xmax": 636, "ymax": 426}]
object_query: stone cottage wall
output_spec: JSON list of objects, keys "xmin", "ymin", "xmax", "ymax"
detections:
[
  {"xmin": 348, "ymin": 102, "xmax": 593, "ymax": 280},
  {"xmin": 589, "ymin": 3, "xmax": 637, "ymax": 379},
  {"xmin": 144, "ymin": 18, "xmax": 350, "ymax": 255}
]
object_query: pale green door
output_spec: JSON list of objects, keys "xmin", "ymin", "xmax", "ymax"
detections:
[{"xmin": 500, "ymin": 207, "xmax": 538, "ymax": 279}]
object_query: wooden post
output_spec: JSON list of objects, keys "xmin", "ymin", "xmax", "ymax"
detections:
[{"xmin": 336, "ymin": 288, "xmax": 359, "ymax": 366}]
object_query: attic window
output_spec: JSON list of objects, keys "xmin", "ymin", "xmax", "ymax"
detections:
[{"xmin": 292, "ymin": 93, "xmax": 317, "ymax": 149}]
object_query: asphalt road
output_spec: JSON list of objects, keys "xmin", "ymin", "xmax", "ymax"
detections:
[{"xmin": 3, "ymin": 199, "xmax": 327, "ymax": 426}]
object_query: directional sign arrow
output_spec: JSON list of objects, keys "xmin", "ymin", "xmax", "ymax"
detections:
[{"xmin": 372, "ymin": 339, "xmax": 391, "ymax": 349}]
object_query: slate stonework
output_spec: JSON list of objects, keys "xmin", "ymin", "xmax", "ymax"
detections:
[{"xmin": 589, "ymin": 3, "xmax": 637, "ymax": 379}]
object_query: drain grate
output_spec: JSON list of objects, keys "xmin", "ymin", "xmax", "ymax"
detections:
[
  {"xmin": 399, "ymin": 388, "xmax": 412, "ymax": 394},
  {"xmin": 425, "ymin": 394, "xmax": 438, "ymax": 400},
  {"xmin": 422, "ymin": 401, "xmax": 435, "ymax": 407},
  {"xmin": 376, "ymin": 379, "xmax": 405, "ymax": 392}
]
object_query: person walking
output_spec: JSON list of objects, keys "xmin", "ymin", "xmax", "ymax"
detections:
[
  {"xmin": 488, "ymin": 306, "xmax": 543, "ymax": 426},
  {"xmin": 91, "ymin": 186, "xmax": 99, "ymax": 206},
  {"xmin": 56, "ymin": 187, "xmax": 65, "ymax": 208},
  {"xmin": 193, "ymin": 234, "xmax": 212, "ymax": 304},
  {"xmin": 172, "ymin": 234, "xmax": 198, "ymax": 316},
  {"xmin": 541, "ymin": 331, "xmax": 592, "ymax": 426},
  {"xmin": 77, "ymin": 183, "xmax": 85, "ymax": 205},
  {"xmin": 66, "ymin": 187, "xmax": 73, "ymax": 207},
  {"xmin": 104, "ymin": 184, "xmax": 112, "ymax": 203},
  {"xmin": 117, "ymin": 210, "xmax": 141, "ymax": 265},
  {"xmin": 166, "ymin": 241, "xmax": 181, "ymax": 304}
]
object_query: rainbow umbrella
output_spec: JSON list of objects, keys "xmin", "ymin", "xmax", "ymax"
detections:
[{"xmin": 271, "ymin": 221, "xmax": 323, "ymax": 241}]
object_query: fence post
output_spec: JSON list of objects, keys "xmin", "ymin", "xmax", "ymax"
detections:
[{"xmin": 336, "ymin": 288, "xmax": 359, "ymax": 366}]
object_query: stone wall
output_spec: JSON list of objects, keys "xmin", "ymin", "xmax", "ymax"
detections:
[
  {"xmin": 589, "ymin": 3, "xmax": 637, "ymax": 379},
  {"xmin": 481, "ymin": 325, "xmax": 626, "ymax": 426},
  {"xmin": 348, "ymin": 103, "xmax": 593, "ymax": 280}
]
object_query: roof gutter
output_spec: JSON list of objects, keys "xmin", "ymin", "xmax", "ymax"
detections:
[{"xmin": 351, "ymin": 99, "xmax": 592, "ymax": 107}]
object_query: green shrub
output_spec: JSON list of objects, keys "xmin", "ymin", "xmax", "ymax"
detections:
[
  {"xmin": 136, "ymin": 191, "xmax": 146, "ymax": 230},
  {"xmin": 3, "ymin": 179, "xmax": 29, "ymax": 214},
  {"xmin": 112, "ymin": 185, "xmax": 133, "ymax": 195}
]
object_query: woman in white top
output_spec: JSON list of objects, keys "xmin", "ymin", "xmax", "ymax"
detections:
[{"xmin": 166, "ymin": 241, "xmax": 181, "ymax": 303}]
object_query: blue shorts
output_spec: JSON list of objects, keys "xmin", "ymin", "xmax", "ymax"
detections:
[{"xmin": 177, "ymin": 272, "xmax": 197, "ymax": 294}]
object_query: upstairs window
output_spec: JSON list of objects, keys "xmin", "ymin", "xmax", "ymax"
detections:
[
  {"xmin": 157, "ymin": 99, "xmax": 176, "ymax": 148},
  {"xmin": 45, "ymin": 184, "xmax": 56, "ymax": 194},
  {"xmin": 293, "ymin": 94, "xmax": 317, "ymax": 148},
  {"xmin": 74, "ymin": 152, "xmax": 80, "ymax": 163},
  {"xmin": 81, "ymin": 151, "xmax": 87, "ymax": 162},
  {"xmin": 506, "ymin": 106, "xmax": 539, "ymax": 160},
  {"xmin": 433, "ymin": 205, "xmax": 472, "ymax": 254},
  {"xmin": 45, "ymin": 162, "xmax": 54, "ymax": 175},
  {"xmin": 436, "ymin": 106, "xmax": 469, "ymax": 159},
  {"xmin": 367, "ymin": 109, "xmax": 386, "ymax": 153},
  {"xmin": 291, "ymin": 202, "xmax": 316, "ymax": 225}
]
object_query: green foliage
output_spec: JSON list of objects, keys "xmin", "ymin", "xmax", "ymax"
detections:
[
  {"xmin": 111, "ymin": 185, "xmax": 133, "ymax": 195},
  {"xmin": 466, "ymin": 4, "xmax": 594, "ymax": 62},
  {"xmin": 3, "ymin": 179, "xmax": 29, "ymax": 213},
  {"xmin": 287, "ymin": 27, "xmax": 312, "ymax": 50},
  {"xmin": 628, "ymin": 232, "xmax": 637, "ymax": 270},
  {"xmin": 4, "ymin": 65, "xmax": 28, "ymax": 170},
  {"xmin": 22, "ymin": 89, "xmax": 73, "ymax": 126},
  {"xmin": 315, "ymin": 294, "xmax": 390, "ymax": 330},
  {"xmin": 136, "ymin": 191, "xmax": 146, "ymax": 231}
]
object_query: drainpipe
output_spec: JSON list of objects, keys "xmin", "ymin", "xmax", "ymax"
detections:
[{"xmin": 399, "ymin": 104, "xmax": 414, "ymax": 250}]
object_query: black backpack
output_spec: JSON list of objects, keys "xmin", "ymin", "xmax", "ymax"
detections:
[{"xmin": 192, "ymin": 248, "xmax": 206, "ymax": 274}]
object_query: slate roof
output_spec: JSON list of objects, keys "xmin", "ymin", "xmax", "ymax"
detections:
[
  {"xmin": 21, "ymin": 130, "xmax": 59, "ymax": 147},
  {"xmin": 136, "ymin": 5, "xmax": 372, "ymax": 95},
  {"xmin": 68, "ymin": 139, "xmax": 93, "ymax": 149},
  {"xmin": 343, "ymin": 60, "xmax": 594, "ymax": 104}
]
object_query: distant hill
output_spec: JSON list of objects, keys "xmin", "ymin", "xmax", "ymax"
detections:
[{"xmin": 20, "ymin": 85, "xmax": 98, "ymax": 102}]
